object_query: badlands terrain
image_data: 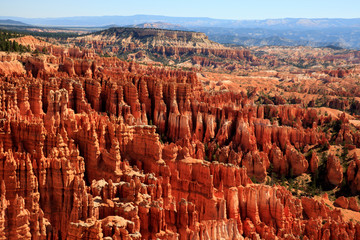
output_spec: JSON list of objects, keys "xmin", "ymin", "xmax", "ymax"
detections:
[{"xmin": 0, "ymin": 27, "xmax": 360, "ymax": 239}]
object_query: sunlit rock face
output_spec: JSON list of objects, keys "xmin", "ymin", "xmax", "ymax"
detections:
[{"xmin": 0, "ymin": 34, "xmax": 360, "ymax": 240}]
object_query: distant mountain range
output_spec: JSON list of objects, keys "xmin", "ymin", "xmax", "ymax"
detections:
[
  {"xmin": 0, "ymin": 19, "xmax": 30, "ymax": 26},
  {"xmin": 130, "ymin": 22, "xmax": 186, "ymax": 31},
  {"xmin": 1, "ymin": 15, "xmax": 360, "ymax": 49},
  {"xmin": 196, "ymin": 27, "xmax": 360, "ymax": 48},
  {"xmin": 1, "ymin": 15, "xmax": 360, "ymax": 29}
]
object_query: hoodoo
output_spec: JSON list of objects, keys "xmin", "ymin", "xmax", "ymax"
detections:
[{"xmin": 0, "ymin": 19, "xmax": 360, "ymax": 239}]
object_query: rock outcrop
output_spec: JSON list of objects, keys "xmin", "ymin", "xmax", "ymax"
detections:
[
  {"xmin": 0, "ymin": 42, "xmax": 358, "ymax": 239},
  {"xmin": 326, "ymin": 154, "xmax": 343, "ymax": 186}
]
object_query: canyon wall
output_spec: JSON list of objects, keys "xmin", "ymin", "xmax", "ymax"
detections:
[{"xmin": 0, "ymin": 47, "xmax": 359, "ymax": 239}]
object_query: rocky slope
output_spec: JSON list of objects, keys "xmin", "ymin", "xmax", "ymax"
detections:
[
  {"xmin": 73, "ymin": 27, "xmax": 255, "ymax": 66},
  {"xmin": 0, "ymin": 36, "xmax": 360, "ymax": 239}
]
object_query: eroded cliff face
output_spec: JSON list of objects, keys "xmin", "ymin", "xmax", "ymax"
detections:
[
  {"xmin": 0, "ymin": 46, "xmax": 359, "ymax": 240},
  {"xmin": 73, "ymin": 27, "xmax": 256, "ymax": 67}
]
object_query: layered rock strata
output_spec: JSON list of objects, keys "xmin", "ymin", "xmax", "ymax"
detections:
[{"xmin": 0, "ymin": 49, "xmax": 358, "ymax": 239}]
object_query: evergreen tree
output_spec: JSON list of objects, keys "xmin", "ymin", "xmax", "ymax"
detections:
[
  {"xmin": 5, "ymin": 41, "xmax": 11, "ymax": 51},
  {"xmin": 0, "ymin": 30, "xmax": 31, "ymax": 53},
  {"xmin": 12, "ymin": 41, "xmax": 19, "ymax": 52}
]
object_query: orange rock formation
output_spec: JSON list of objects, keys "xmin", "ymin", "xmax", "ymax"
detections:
[{"xmin": 0, "ymin": 40, "xmax": 359, "ymax": 239}]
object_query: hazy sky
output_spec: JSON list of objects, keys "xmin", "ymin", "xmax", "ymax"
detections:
[{"xmin": 0, "ymin": 0, "xmax": 359, "ymax": 19}]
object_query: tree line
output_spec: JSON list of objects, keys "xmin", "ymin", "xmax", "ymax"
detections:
[{"xmin": 0, "ymin": 30, "xmax": 31, "ymax": 52}]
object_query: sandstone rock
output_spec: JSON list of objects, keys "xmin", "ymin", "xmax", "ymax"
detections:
[
  {"xmin": 347, "ymin": 156, "xmax": 360, "ymax": 194},
  {"xmin": 0, "ymin": 45, "xmax": 358, "ymax": 240},
  {"xmin": 285, "ymin": 144, "xmax": 308, "ymax": 176},
  {"xmin": 309, "ymin": 151, "xmax": 319, "ymax": 174},
  {"xmin": 334, "ymin": 196, "xmax": 349, "ymax": 209},
  {"xmin": 326, "ymin": 154, "xmax": 343, "ymax": 186},
  {"xmin": 348, "ymin": 197, "xmax": 360, "ymax": 212}
]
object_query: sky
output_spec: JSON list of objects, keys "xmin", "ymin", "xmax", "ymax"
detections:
[{"xmin": 0, "ymin": 0, "xmax": 359, "ymax": 20}]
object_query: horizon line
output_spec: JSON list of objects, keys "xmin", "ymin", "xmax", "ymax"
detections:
[{"xmin": 1, "ymin": 14, "xmax": 360, "ymax": 22}]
